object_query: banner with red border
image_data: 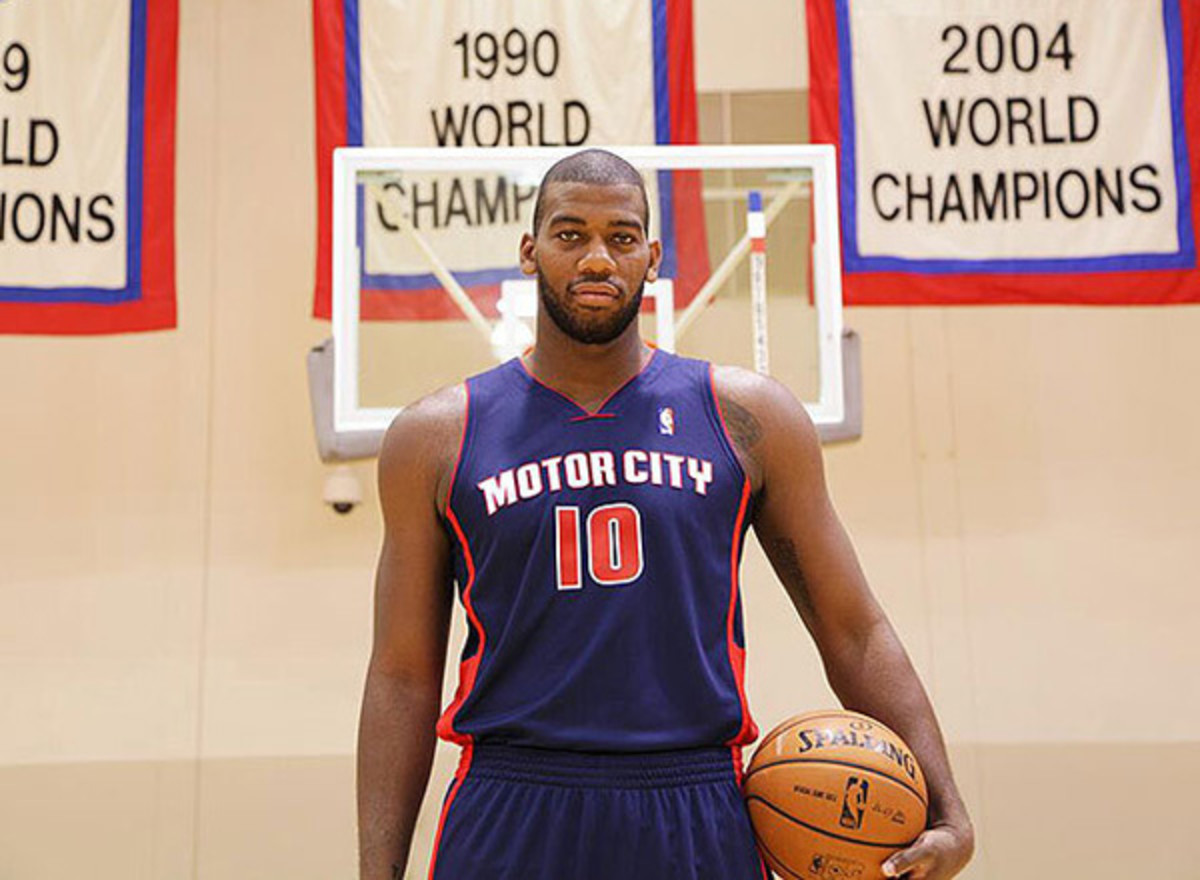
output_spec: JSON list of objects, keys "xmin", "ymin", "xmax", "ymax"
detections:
[
  {"xmin": 808, "ymin": 0, "xmax": 1200, "ymax": 305},
  {"xmin": 312, "ymin": 0, "xmax": 707, "ymax": 320},
  {"xmin": 0, "ymin": 0, "xmax": 177, "ymax": 334}
]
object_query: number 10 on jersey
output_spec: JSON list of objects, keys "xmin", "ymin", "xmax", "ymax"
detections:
[{"xmin": 555, "ymin": 503, "xmax": 645, "ymax": 590}]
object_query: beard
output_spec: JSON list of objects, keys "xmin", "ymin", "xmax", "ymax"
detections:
[{"xmin": 538, "ymin": 273, "xmax": 647, "ymax": 345}]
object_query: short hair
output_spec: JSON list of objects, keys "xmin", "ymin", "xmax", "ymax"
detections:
[{"xmin": 531, "ymin": 148, "xmax": 650, "ymax": 233}]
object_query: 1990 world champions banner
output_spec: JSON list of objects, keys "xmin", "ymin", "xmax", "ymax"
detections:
[
  {"xmin": 0, "ymin": 0, "xmax": 177, "ymax": 334},
  {"xmin": 313, "ymin": 0, "xmax": 705, "ymax": 320},
  {"xmin": 808, "ymin": 0, "xmax": 1200, "ymax": 305}
]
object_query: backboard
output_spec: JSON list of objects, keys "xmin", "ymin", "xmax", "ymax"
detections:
[{"xmin": 309, "ymin": 145, "xmax": 858, "ymax": 461}]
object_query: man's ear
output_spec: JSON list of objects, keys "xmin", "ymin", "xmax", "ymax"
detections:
[
  {"xmin": 519, "ymin": 232, "xmax": 537, "ymax": 276},
  {"xmin": 646, "ymin": 239, "xmax": 663, "ymax": 282}
]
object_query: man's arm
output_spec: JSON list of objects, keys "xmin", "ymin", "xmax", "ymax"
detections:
[
  {"xmin": 358, "ymin": 385, "xmax": 464, "ymax": 880},
  {"xmin": 714, "ymin": 367, "xmax": 974, "ymax": 880}
]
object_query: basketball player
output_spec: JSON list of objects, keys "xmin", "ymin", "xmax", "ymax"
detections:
[{"xmin": 357, "ymin": 150, "xmax": 974, "ymax": 880}]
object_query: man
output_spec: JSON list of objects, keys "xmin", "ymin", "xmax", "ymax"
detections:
[{"xmin": 358, "ymin": 149, "xmax": 974, "ymax": 880}]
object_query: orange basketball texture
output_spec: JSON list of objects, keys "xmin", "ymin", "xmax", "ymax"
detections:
[{"xmin": 743, "ymin": 710, "xmax": 928, "ymax": 879}]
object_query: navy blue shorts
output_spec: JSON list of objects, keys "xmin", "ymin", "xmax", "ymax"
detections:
[{"xmin": 428, "ymin": 745, "xmax": 770, "ymax": 880}]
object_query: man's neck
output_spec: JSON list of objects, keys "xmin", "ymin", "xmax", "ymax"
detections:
[{"xmin": 523, "ymin": 323, "xmax": 652, "ymax": 412}]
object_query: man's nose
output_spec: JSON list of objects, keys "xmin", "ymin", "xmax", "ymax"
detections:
[{"xmin": 577, "ymin": 240, "xmax": 616, "ymax": 275}]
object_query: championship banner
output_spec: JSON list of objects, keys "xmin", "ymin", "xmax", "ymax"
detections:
[
  {"xmin": 808, "ymin": 0, "xmax": 1200, "ymax": 305},
  {"xmin": 312, "ymin": 0, "xmax": 706, "ymax": 320},
  {"xmin": 0, "ymin": 0, "xmax": 178, "ymax": 334}
]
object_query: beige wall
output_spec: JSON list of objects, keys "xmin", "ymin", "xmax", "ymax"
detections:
[
  {"xmin": 694, "ymin": 0, "xmax": 808, "ymax": 92},
  {"xmin": 2, "ymin": 1, "xmax": 1199, "ymax": 878}
]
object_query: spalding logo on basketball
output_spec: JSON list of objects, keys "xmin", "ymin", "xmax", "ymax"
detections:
[{"xmin": 743, "ymin": 710, "xmax": 928, "ymax": 879}]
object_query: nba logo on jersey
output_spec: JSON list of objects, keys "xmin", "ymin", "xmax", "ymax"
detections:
[{"xmin": 658, "ymin": 407, "xmax": 675, "ymax": 436}]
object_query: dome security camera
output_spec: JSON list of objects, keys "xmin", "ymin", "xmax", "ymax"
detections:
[{"xmin": 323, "ymin": 465, "xmax": 363, "ymax": 515}]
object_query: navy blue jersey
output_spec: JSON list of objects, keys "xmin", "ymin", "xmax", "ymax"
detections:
[{"xmin": 437, "ymin": 350, "xmax": 758, "ymax": 753}]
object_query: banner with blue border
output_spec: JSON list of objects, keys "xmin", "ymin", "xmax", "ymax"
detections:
[
  {"xmin": 0, "ymin": 0, "xmax": 177, "ymax": 334},
  {"xmin": 313, "ymin": 0, "xmax": 706, "ymax": 320},
  {"xmin": 809, "ymin": 0, "xmax": 1200, "ymax": 305}
]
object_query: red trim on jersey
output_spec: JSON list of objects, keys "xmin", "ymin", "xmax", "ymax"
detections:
[
  {"xmin": 757, "ymin": 852, "xmax": 772, "ymax": 880},
  {"xmin": 428, "ymin": 385, "xmax": 479, "ymax": 877},
  {"xmin": 708, "ymin": 364, "xmax": 758, "ymax": 745},
  {"xmin": 724, "ymin": 478, "xmax": 758, "ymax": 746},
  {"xmin": 436, "ymin": 505, "xmax": 485, "ymax": 747},
  {"xmin": 518, "ymin": 348, "xmax": 659, "ymax": 417},
  {"xmin": 425, "ymin": 745, "xmax": 474, "ymax": 880},
  {"xmin": 730, "ymin": 744, "xmax": 744, "ymax": 785},
  {"xmin": 436, "ymin": 383, "xmax": 488, "ymax": 751}
]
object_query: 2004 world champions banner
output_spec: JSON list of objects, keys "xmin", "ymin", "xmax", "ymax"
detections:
[
  {"xmin": 0, "ymin": 0, "xmax": 178, "ymax": 334},
  {"xmin": 808, "ymin": 0, "xmax": 1200, "ymax": 305},
  {"xmin": 312, "ymin": 0, "xmax": 706, "ymax": 320}
]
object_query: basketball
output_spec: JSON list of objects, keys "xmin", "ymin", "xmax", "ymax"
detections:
[{"xmin": 744, "ymin": 710, "xmax": 928, "ymax": 879}]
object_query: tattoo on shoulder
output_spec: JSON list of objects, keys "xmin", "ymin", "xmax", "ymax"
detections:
[
  {"xmin": 718, "ymin": 393, "xmax": 763, "ymax": 454},
  {"xmin": 766, "ymin": 537, "xmax": 815, "ymax": 621}
]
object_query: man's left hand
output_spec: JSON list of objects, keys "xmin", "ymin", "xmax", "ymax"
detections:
[{"xmin": 881, "ymin": 823, "xmax": 975, "ymax": 879}]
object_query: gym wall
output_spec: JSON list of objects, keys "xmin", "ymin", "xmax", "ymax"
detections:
[{"xmin": 1, "ymin": 2, "xmax": 1197, "ymax": 878}]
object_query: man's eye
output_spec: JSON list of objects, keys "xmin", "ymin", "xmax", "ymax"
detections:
[
  {"xmin": 612, "ymin": 233, "xmax": 635, "ymax": 245},
  {"xmin": 557, "ymin": 230, "xmax": 581, "ymax": 242}
]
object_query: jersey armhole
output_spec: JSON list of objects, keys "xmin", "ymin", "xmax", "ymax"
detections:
[
  {"xmin": 704, "ymin": 363, "xmax": 751, "ymax": 490},
  {"xmin": 441, "ymin": 381, "xmax": 474, "ymax": 522}
]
